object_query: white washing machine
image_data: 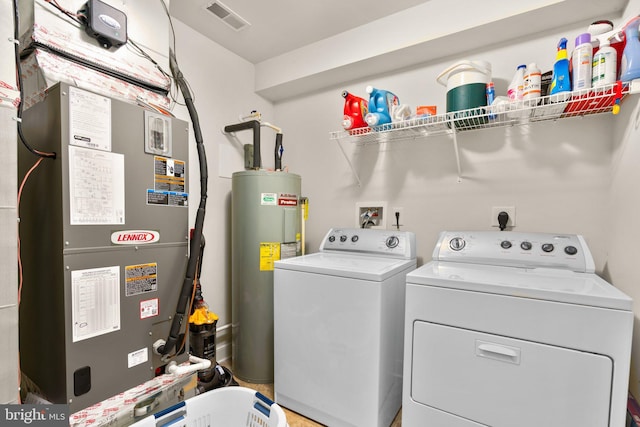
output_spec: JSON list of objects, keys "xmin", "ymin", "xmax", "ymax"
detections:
[
  {"xmin": 403, "ymin": 231, "xmax": 633, "ymax": 427},
  {"xmin": 274, "ymin": 227, "xmax": 416, "ymax": 427}
]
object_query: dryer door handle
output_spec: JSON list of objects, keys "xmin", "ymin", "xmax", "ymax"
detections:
[{"xmin": 476, "ymin": 340, "xmax": 521, "ymax": 365}]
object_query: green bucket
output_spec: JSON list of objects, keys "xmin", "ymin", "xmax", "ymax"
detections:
[{"xmin": 437, "ymin": 60, "xmax": 492, "ymax": 129}]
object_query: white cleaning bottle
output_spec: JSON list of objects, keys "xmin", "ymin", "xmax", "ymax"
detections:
[
  {"xmin": 572, "ymin": 33, "xmax": 593, "ymax": 90},
  {"xmin": 507, "ymin": 64, "xmax": 526, "ymax": 100},
  {"xmin": 522, "ymin": 63, "xmax": 542, "ymax": 103},
  {"xmin": 592, "ymin": 36, "xmax": 617, "ymax": 87}
]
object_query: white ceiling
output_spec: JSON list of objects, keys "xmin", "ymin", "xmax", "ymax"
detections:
[
  {"xmin": 170, "ymin": 0, "xmax": 631, "ymax": 101},
  {"xmin": 168, "ymin": 0, "xmax": 430, "ymax": 64}
]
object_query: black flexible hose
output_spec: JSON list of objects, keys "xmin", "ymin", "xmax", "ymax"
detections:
[{"xmin": 158, "ymin": 50, "xmax": 208, "ymax": 356}]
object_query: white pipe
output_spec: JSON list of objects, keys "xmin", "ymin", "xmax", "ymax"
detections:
[
  {"xmin": 166, "ymin": 355, "xmax": 211, "ymax": 376},
  {"xmin": 261, "ymin": 122, "xmax": 282, "ymax": 133}
]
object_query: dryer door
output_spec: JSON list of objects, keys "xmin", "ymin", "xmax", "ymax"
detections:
[{"xmin": 411, "ymin": 321, "xmax": 612, "ymax": 427}]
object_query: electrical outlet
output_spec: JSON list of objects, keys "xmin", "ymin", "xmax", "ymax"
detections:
[
  {"xmin": 491, "ymin": 206, "xmax": 516, "ymax": 228},
  {"xmin": 355, "ymin": 201, "xmax": 387, "ymax": 229},
  {"xmin": 390, "ymin": 207, "xmax": 404, "ymax": 230}
]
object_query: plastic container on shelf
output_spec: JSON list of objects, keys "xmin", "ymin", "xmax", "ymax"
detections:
[
  {"xmin": 341, "ymin": 90, "xmax": 369, "ymax": 132},
  {"xmin": 364, "ymin": 86, "xmax": 399, "ymax": 127},
  {"xmin": 592, "ymin": 37, "xmax": 618, "ymax": 88},
  {"xmin": 620, "ymin": 16, "xmax": 640, "ymax": 82},
  {"xmin": 436, "ymin": 60, "xmax": 492, "ymax": 112},
  {"xmin": 550, "ymin": 38, "xmax": 572, "ymax": 102},
  {"xmin": 572, "ymin": 33, "xmax": 593, "ymax": 90},
  {"xmin": 523, "ymin": 63, "xmax": 542, "ymax": 104},
  {"xmin": 508, "ymin": 64, "xmax": 526, "ymax": 100}
]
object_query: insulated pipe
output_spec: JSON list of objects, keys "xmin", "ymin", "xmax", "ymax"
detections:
[
  {"xmin": 224, "ymin": 120, "xmax": 261, "ymax": 169},
  {"xmin": 274, "ymin": 133, "xmax": 283, "ymax": 171},
  {"xmin": 158, "ymin": 49, "xmax": 208, "ymax": 357}
]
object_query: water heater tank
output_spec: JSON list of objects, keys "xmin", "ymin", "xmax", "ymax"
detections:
[{"xmin": 231, "ymin": 170, "xmax": 301, "ymax": 383}]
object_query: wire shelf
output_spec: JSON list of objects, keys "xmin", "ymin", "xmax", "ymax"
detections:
[{"xmin": 329, "ymin": 81, "xmax": 628, "ymax": 144}]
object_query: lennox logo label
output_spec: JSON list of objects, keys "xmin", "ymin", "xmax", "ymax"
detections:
[{"xmin": 111, "ymin": 230, "xmax": 160, "ymax": 245}]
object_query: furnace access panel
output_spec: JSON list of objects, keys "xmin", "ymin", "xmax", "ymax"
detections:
[{"xmin": 18, "ymin": 83, "xmax": 190, "ymax": 412}]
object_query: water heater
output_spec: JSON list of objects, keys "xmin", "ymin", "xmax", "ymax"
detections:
[
  {"xmin": 231, "ymin": 170, "xmax": 301, "ymax": 383},
  {"xmin": 18, "ymin": 83, "xmax": 190, "ymax": 412}
]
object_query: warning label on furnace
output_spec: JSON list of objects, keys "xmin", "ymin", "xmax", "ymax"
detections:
[
  {"xmin": 125, "ymin": 263, "xmax": 158, "ymax": 297},
  {"xmin": 147, "ymin": 189, "xmax": 188, "ymax": 207},
  {"xmin": 259, "ymin": 242, "xmax": 281, "ymax": 271},
  {"xmin": 155, "ymin": 156, "xmax": 185, "ymax": 192}
]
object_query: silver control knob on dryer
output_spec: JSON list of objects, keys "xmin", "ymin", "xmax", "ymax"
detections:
[
  {"xmin": 449, "ymin": 237, "xmax": 466, "ymax": 251},
  {"xmin": 386, "ymin": 236, "xmax": 399, "ymax": 248}
]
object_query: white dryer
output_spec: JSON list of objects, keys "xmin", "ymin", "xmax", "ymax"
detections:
[
  {"xmin": 403, "ymin": 231, "xmax": 633, "ymax": 427},
  {"xmin": 274, "ymin": 228, "xmax": 416, "ymax": 427}
]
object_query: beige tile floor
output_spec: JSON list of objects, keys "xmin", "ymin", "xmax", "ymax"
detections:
[{"xmin": 228, "ymin": 369, "xmax": 402, "ymax": 427}]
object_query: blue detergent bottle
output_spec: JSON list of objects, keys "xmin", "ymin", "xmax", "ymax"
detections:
[
  {"xmin": 620, "ymin": 16, "xmax": 640, "ymax": 82},
  {"xmin": 364, "ymin": 86, "xmax": 399, "ymax": 127},
  {"xmin": 550, "ymin": 38, "xmax": 572, "ymax": 97}
]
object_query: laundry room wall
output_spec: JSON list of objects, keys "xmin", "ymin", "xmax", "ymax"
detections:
[
  {"xmin": 273, "ymin": 21, "xmax": 613, "ymax": 268},
  {"xmin": 171, "ymin": 18, "xmax": 274, "ymax": 362},
  {"xmin": 272, "ymin": 10, "xmax": 640, "ymax": 394},
  {"xmin": 607, "ymin": 0, "xmax": 640, "ymax": 397}
]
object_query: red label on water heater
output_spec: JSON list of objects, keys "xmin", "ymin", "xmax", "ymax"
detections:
[{"xmin": 278, "ymin": 194, "xmax": 298, "ymax": 206}]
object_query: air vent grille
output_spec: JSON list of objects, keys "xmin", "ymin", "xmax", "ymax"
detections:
[{"xmin": 206, "ymin": 1, "xmax": 250, "ymax": 31}]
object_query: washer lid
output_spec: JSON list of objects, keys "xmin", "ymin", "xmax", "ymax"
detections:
[
  {"xmin": 407, "ymin": 261, "xmax": 632, "ymax": 311},
  {"xmin": 275, "ymin": 252, "xmax": 416, "ymax": 281}
]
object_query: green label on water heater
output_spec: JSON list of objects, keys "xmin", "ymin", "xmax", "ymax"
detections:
[{"xmin": 261, "ymin": 193, "xmax": 277, "ymax": 205}]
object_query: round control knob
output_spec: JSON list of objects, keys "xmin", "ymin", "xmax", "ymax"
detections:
[
  {"xmin": 351, "ymin": 235, "xmax": 359, "ymax": 243},
  {"xmin": 500, "ymin": 240, "xmax": 512, "ymax": 249},
  {"xmin": 520, "ymin": 241, "xmax": 532, "ymax": 251},
  {"xmin": 340, "ymin": 235, "xmax": 348, "ymax": 242},
  {"xmin": 328, "ymin": 236, "xmax": 335, "ymax": 242},
  {"xmin": 386, "ymin": 236, "xmax": 399, "ymax": 248},
  {"xmin": 449, "ymin": 237, "xmax": 466, "ymax": 251},
  {"xmin": 564, "ymin": 245, "xmax": 578, "ymax": 256},
  {"xmin": 541, "ymin": 243, "xmax": 554, "ymax": 253}
]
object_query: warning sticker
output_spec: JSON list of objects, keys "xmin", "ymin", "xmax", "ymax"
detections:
[
  {"xmin": 140, "ymin": 298, "xmax": 159, "ymax": 319},
  {"xmin": 125, "ymin": 263, "xmax": 158, "ymax": 297},
  {"xmin": 147, "ymin": 189, "xmax": 188, "ymax": 207},
  {"xmin": 155, "ymin": 156, "xmax": 186, "ymax": 192},
  {"xmin": 260, "ymin": 242, "xmax": 281, "ymax": 271}
]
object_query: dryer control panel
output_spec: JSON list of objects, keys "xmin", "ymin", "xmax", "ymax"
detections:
[
  {"xmin": 320, "ymin": 228, "xmax": 416, "ymax": 259},
  {"xmin": 433, "ymin": 231, "xmax": 595, "ymax": 273}
]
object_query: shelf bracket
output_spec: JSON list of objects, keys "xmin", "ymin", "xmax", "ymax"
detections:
[
  {"xmin": 450, "ymin": 121, "xmax": 463, "ymax": 182},
  {"xmin": 335, "ymin": 138, "xmax": 362, "ymax": 187}
]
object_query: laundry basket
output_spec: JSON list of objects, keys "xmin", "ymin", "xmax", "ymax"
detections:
[{"xmin": 131, "ymin": 386, "xmax": 288, "ymax": 427}]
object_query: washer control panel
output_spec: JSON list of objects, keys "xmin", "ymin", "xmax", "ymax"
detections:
[
  {"xmin": 320, "ymin": 228, "xmax": 416, "ymax": 259},
  {"xmin": 434, "ymin": 231, "xmax": 595, "ymax": 273}
]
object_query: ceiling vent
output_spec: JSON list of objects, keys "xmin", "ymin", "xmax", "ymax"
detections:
[{"xmin": 206, "ymin": 1, "xmax": 251, "ymax": 31}]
